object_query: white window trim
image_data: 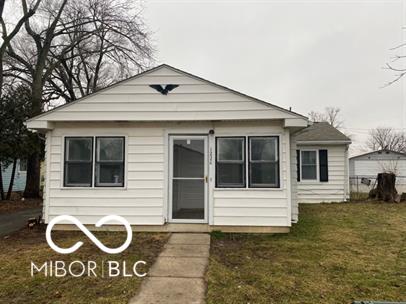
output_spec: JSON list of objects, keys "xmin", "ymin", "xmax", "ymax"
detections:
[
  {"xmin": 61, "ymin": 135, "xmax": 128, "ymax": 190},
  {"xmin": 95, "ymin": 137, "xmax": 125, "ymax": 187},
  {"xmin": 216, "ymin": 137, "xmax": 246, "ymax": 188},
  {"xmin": 300, "ymin": 149, "xmax": 319, "ymax": 182},
  {"xmin": 214, "ymin": 134, "xmax": 282, "ymax": 190},
  {"xmin": 249, "ymin": 136, "xmax": 279, "ymax": 188}
]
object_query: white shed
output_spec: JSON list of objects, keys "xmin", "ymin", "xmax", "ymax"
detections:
[
  {"xmin": 26, "ymin": 64, "xmax": 350, "ymax": 232},
  {"xmin": 349, "ymin": 150, "xmax": 406, "ymax": 193}
]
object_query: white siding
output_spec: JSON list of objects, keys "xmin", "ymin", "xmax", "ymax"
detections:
[
  {"xmin": 351, "ymin": 160, "xmax": 406, "ymax": 177},
  {"xmin": 212, "ymin": 123, "xmax": 291, "ymax": 227},
  {"xmin": 44, "ymin": 120, "xmax": 292, "ymax": 228},
  {"xmin": 297, "ymin": 144, "xmax": 349, "ymax": 204},
  {"xmin": 29, "ymin": 66, "xmax": 303, "ymax": 123},
  {"xmin": 46, "ymin": 123, "xmax": 165, "ymax": 225},
  {"xmin": 290, "ymin": 135, "xmax": 299, "ymax": 222}
]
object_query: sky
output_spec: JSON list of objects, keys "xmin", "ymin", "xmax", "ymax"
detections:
[{"xmin": 143, "ymin": 0, "xmax": 406, "ymax": 156}]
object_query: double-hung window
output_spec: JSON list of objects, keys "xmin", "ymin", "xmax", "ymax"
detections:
[
  {"xmin": 249, "ymin": 137, "xmax": 279, "ymax": 188},
  {"xmin": 300, "ymin": 150, "xmax": 317, "ymax": 180},
  {"xmin": 64, "ymin": 137, "xmax": 93, "ymax": 187},
  {"xmin": 95, "ymin": 137, "xmax": 125, "ymax": 187},
  {"xmin": 216, "ymin": 137, "xmax": 245, "ymax": 188},
  {"xmin": 297, "ymin": 149, "xmax": 328, "ymax": 182},
  {"xmin": 64, "ymin": 136, "xmax": 125, "ymax": 187},
  {"xmin": 216, "ymin": 136, "xmax": 280, "ymax": 188}
]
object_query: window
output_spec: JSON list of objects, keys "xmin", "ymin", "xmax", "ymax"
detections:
[
  {"xmin": 249, "ymin": 137, "xmax": 279, "ymax": 187},
  {"xmin": 301, "ymin": 150, "xmax": 317, "ymax": 180},
  {"xmin": 95, "ymin": 137, "xmax": 124, "ymax": 187},
  {"xmin": 19, "ymin": 160, "xmax": 27, "ymax": 172},
  {"xmin": 64, "ymin": 137, "xmax": 93, "ymax": 187},
  {"xmin": 216, "ymin": 137, "xmax": 245, "ymax": 187}
]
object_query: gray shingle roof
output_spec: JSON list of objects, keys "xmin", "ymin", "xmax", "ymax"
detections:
[{"xmin": 295, "ymin": 122, "xmax": 351, "ymax": 143}]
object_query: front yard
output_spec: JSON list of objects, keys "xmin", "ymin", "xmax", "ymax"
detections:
[
  {"xmin": 0, "ymin": 202, "xmax": 404, "ymax": 303},
  {"xmin": 207, "ymin": 202, "xmax": 406, "ymax": 304},
  {"xmin": 0, "ymin": 229, "xmax": 169, "ymax": 304}
]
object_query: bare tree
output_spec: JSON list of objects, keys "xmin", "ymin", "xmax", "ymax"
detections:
[
  {"xmin": 0, "ymin": 0, "xmax": 41, "ymax": 97},
  {"xmin": 0, "ymin": 0, "xmax": 41, "ymax": 199},
  {"xmin": 4, "ymin": 0, "xmax": 154, "ymax": 197},
  {"xmin": 46, "ymin": 0, "xmax": 153, "ymax": 102},
  {"xmin": 366, "ymin": 127, "xmax": 406, "ymax": 153},
  {"xmin": 385, "ymin": 42, "xmax": 406, "ymax": 86},
  {"xmin": 308, "ymin": 107, "xmax": 344, "ymax": 129}
]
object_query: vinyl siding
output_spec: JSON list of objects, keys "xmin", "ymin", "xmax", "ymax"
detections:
[
  {"xmin": 45, "ymin": 123, "xmax": 165, "ymax": 225},
  {"xmin": 212, "ymin": 124, "xmax": 291, "ymax": 227},
  {"xmin": 350, "ymin": 160, "xmax": 406, "ymax": 177},
  {"xmin": 30, "ymin": 66, "xmax": 302, "ymax": 123},
  {"xmin": 297, "ymin": 144, "xmax": 349, "ymax": 204},
  {"xmin": 1, "ymin": 160, "xmax": 26, "ymax": 192},
  {"xmin": 290, "ymin": 135, "xmax": 299, "ymax": 222},
  {"xmin": 44, "ymin": 120, "xmax": 292, "ymax": 227}
]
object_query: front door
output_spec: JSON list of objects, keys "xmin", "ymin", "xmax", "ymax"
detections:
[{"xmin": 169, "ymin": 135, "xmax": 208, "ymax": 223}]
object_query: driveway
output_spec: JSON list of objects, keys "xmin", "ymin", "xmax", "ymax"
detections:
[{"xmin": 0, "ymin": 208, "xmax": 42, "ymax": 237}]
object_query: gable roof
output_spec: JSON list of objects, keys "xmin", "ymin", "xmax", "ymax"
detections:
[
  {"xmin": 27, "ymin": 64, "xmax": 308, "ymax": 126},
  {"xmin": 350, "ymin": 149, "xmax": 406, "ymax": 160},
  {"xmin": 295, "ymin": 122, "xmax": 351, "ymax": 144}
]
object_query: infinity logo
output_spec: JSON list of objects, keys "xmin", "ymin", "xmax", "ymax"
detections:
[{"xmin": 46, "ymin": 215, "xmax": 133, "ymax": 254}]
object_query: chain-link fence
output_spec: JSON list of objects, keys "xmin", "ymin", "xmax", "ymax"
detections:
[{"xmin": 350, "ymin": 175, "xmax": 406, "ymax": 200}]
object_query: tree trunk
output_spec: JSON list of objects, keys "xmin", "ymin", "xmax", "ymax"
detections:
[
  {"xmin": 369, "ymin": 172, "xmax": 398, "ymax": 202},
  {"xmin": 23, "ymin": 152, "xmax": 41, "ymax": 198},
  {"xmin": 0, "ymin": 163, "xmax": 4, "ymax": 200},
  {"xmin": 6, "ymin": 158, "xmax": 17, "ymax": 200},
  {"xmin": 23, "ymin": 79, "xmax": 43, "ymax": 199}
]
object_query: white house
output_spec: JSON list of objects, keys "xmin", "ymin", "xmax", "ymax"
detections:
[
  {"xmin": 295, "ymin": 122, "xmax": 351, "ymax": 204},
  {"xmin": 349, "ymin": 149, "xmax": 406, "ymax": 193},
  {"xmin": 26, "ymin": 64, "xmax": 350, "ymax": 233}
]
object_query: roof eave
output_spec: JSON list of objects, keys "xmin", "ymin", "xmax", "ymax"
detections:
[{"xmin": 297, "ymin": 140, "xmax": 352, "ymax": 145}]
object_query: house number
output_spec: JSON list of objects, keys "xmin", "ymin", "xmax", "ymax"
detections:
[{"xmin": 209, "ymin": 148, "xmax": 213, "ymax": 165}]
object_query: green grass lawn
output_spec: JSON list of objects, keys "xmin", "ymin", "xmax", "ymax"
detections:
[
  {"xmin": 207, "ymin": 202, "xmax": 406, "ymax": 304},
  {"xmin": 0, "ymin": 229, "xmax": 169, "ymax": 304}
]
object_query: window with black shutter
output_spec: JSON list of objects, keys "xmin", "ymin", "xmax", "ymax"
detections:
[
  {"xmin": 296, "ymin": 150, "xmax": 300, "ymax": 181},
  {"xmin": 319, "ymin": 149, "xmax": 329, "ymax": 182}
]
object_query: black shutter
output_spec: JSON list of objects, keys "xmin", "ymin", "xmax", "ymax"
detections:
[
  {"xmin": 319, "ymin": 149, "xmax": 328, "ymax": 182},
  {"xmin": 296, "ymin": 150, "xmax": 300, "ymax": 181}
]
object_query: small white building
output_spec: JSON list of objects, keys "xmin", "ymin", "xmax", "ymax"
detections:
[
  {"xmin": 26, "ymin": 64, "xmax": 351, "ymax": 233},
  {"xmin": 294, "ymin": 122, "xmax": 351, "ymax": 204},
  {"xmin": 349, "ymin": 149, "xmax": 406, "ymax": 193}
]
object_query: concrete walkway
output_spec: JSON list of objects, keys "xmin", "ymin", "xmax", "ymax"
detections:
[
  {"xmin": 0, "ymin": 207, "xmax": 42, "ymax": 237},
  {"xmin": 129, "ymin": 233, "xmax": 210, "ymax": 304}
]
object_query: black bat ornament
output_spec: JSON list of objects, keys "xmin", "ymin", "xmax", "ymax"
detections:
[{"xmin": 149, "ymin": 84, "xmax": 179, "ymax": 95}]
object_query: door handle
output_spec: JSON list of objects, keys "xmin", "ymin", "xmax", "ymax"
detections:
[{"xmin": 205, "ymin": 176, "xmax": 208, "ymax": 183}]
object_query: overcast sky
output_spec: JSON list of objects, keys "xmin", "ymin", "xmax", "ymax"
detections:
[{"xmin": 144, "ymin": 0, "xmax": 406, "ymax": 155}]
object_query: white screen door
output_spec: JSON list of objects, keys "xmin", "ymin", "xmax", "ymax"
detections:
[{"xmin": 169, "ymin": 135, "xmax": 208, "ymax": 223}]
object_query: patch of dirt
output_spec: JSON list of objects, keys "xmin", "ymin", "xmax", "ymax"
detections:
[{"xmin": 0, "ymin": 198, "xmax": 42, "ymax": 214}]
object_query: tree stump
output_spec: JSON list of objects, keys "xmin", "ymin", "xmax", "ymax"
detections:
[{"xmin": 368, "ymin": 173, "xmax": 398, "ymax": 202}]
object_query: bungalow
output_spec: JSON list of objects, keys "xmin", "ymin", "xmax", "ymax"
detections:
[{"xmin": 26, "ymin": 64, "xmax": 350, "ymax": 233}]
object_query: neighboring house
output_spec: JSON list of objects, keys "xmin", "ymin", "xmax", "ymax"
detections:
[
  {"xmin": 349, "ymin": 149, "xmax": 406, "ymax": 193},
  {"xmin": 26, "ymin": 64, "xmax": 350, "ymax": 232},
  {"xmin": 294, "ymin": 122, "xmax": 351, "ymax": 204},
  {"xmin": 1, "ymin": 160, "xmax": 27, "ymax": 192}
]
